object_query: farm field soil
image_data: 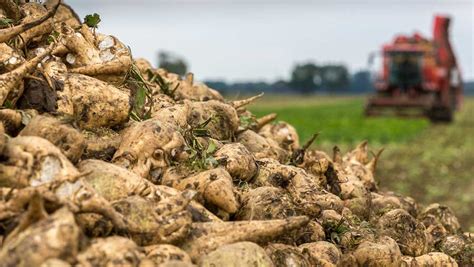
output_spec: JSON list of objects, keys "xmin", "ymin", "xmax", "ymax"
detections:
[{"xmin": 249, "ymin": 95, "xmax": 474, "ymax": 230}]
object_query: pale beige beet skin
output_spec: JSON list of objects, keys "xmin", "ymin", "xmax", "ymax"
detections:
[
  {"xmin": 237, "ymin": 130, "xmax": 288, "ymax": 162},
  {"xmin": 150, "ymin": 92, "xmax": 175, "ymax": 115},
  {"xmin": 109, "ymin": 194, "xmax": 193, "ymax": 246},
  {"xmin": 252, "ymin": 158, "xmax": 296, "ymax": 188},
  {"xmin": 150, "ymin": 69, "xmax": 224, "ymax": 102},
  {"xmin": 0, "ymin": 44, "xmax": 54, "ymax": 106},
  {"xmin": 235, "ymin": 186, "xmax": 298, "ymax": 221},
  {"xmin": 370, "ymin": 191, "xmax": 418, "ymax": 219},
  {"xmin": 59, "ymin": 24, "xmax": 101, "ymax": 67},
  {"xmin": 259, "ymin": 121, "xmax": 300, "ymax": 152},
  {"xmin": 0, "ymin": 43, "xmax": 25, "ymax": 73},
  {"xmin": 42, "ymin": 61, "xmax": 131, "ymax": 130},
  {"xmin": 265, "ymin": 243, "xmax": 311, "ymax": 267},
  {"xmin": 337, "ymin": 176, "xmax": 372, "ymax": 220},
  {"xmin": 77, "ymin": 159, "xmax": 155, "ymax": 202},
  {"xmin": 0, "ymin": 0, "xmax": 22, "ymax": 22},
  {"xmin": 175, "ymin": 72, "xmax": 225, "ymax": 102},
  {"xmin": 342, "ymin": 158, "xmax": 379, "ymax": 192},
  {"xmin": 20, "ymin": 115, "xmax": 86, "ymax": 163},
  {"xmin": 280, "ymin": 220, "xmax": 325, "ymax": 245},
  {"xmin": 318, "ymin": 208, "xmax": 381, "ymax": 253},
  {"xmin": 377, "ymin": 209, "xmax": 429, "ymax": 257},
  {"xmin": 214, "ymin": 143, "xmax": 258, "ymax": 182},
  {"xmin": 81, "ymin": 128, "xmax": 121, "ymax": 161},
  {"xmin": 299, "ymin": 241, "xmax": 342, "ymax": 267},
  {"xmin": 78, "ymin": 162, "xmax": 195, "ymax": 242},
  {"xmin": 143, "ymin": 244, "xmax": 192, "ymax": 266},
  {"xmin": 199, "ymin": 242, "xmax": 274, "ymax": 267},
  {"xmin": 162, "ymin": 167, "xmax": 240, "ymax": 214},
  {"xmin": 424, "ymin": 219, "xmax": 449, "ymax": 249},
  {"xmin": 438, "ymin": 234, "xmax": 473, "ymax": 265},
  {"xmin": 179, "ymin": 216, "xmax": 309, "ymax": 262},
  {"xmin": 78, "ymin": 160, "xmax": 221, "ymax": 226},
  {"xmin": 0, "ymin": 108, "xmax": 38, "ymax": 137},
  {"xmin": 17, "ymin": 1, "xmax": 80, "ymax": 47},
  {"xmin": 64, "ymin": 26, "xmax": 132, "ymax": 77},
  {"xmin": 401, "ymin": 252, "xmax": 458, "ymax": 267},
  {"xmin": 237, "ymin": 187, "xmax": 326, "ymax": 246},
  {"xmin": 39, "ymin": 258, "xmax": 71, "ymax": 267},
  {"xmin": 0, "ymin": 208, "xmax": 81, "ymax": 267},
  {"xmin": 0, "ymin": 178, "xmax": 130, "ymax": 239},
  {"xmin": 338, "ymin": 142, "xmax": 383, "ymax": 192},
  {"xmin": 16, "ymin": 1, "xmax": 58, "ymax": 45},
  {"xmin": 297, "ymin": 149, "xmax": 331, "ymax": 180},
  {"xmin": 151, "ymin": 100, "xmax": 240, "ymax": 141},
  {"xmin": 254, "ymin": 158, "xmax": 344, "ymax": 217},
  {"xmin": 353, "ymin": 236, "xmax": 402, "ymax": 267},
  {"xmin": 0, "ymin": 137, "xmax": 131, "ymax": 231},
  {"xmin": 0, "ymin": 136, "xmax": 79, "ymax": 188},
  {"xmin": 13, "ymin": 0, "xmax": 81, "ymax": 52},
  {"xmin": 331, "ymin": 143, "xmax": 373, "ymax": 189},
  {"xmin": 291, "ymin": 171, "xmax": 345, "ymax": 217},
  {"xmin": 76, "ymin": 236, "xmax": 146, "ymax": 267},
  {"xmin": 0, "ymin": 0, "xmax": 60, "ymax": 44},
  {"xmin": 343, "ymin": 141, "xmax": 370, "ymax": 164},
  {"xmin": 0, "ymin": 122, "xmax": 5, "ymax": 153},
  {"xmin": 46, "ymin": 1, "xmax": 81, "ymax": 31},
  {"xmin": 419, "ymin": 203, "xmax": 461, "ymax": 235},
  {"xmin": 134, "ymin": 58, "xmax": 153, "ymax": 73},
  {"xmin": 112, "ymin": 118, "xmax": 187, "ymax": 180}
]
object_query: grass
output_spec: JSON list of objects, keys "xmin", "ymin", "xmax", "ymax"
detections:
[
  {"xmin": 248, "ymin": 95, "xmax": 474, "ymax": 231},
  {"xmin": 248, "ymin": 96, "xmax": 429, "ymax": 145}
]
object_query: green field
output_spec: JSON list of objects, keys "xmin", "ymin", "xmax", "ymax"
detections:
[
  {"xmin": 249, "ymin": 96, "xmax": 430, "ymax": 145},
  {"xmin": 248, "ymin": 95, "xmax": 474, "ymax": 231}
]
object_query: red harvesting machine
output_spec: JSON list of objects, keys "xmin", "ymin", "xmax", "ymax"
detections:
[{"xmin": 365, "ymin": 15, "xmax": 463, "ymax": 122}]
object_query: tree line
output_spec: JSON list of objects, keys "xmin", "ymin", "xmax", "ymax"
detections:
[{"xmin": 157, "ymin": 51, "xmax": 373, "ymax": 94}]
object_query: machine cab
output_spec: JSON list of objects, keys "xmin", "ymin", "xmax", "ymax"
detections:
[{"xmin": 386, "ymin": 50, "xmax": 423, "ymax": 89}]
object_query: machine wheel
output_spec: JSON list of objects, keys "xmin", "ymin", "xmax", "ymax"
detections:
[
  {"xmin": 428, "ymin": 106, "xmax": 453, "ymax": 123},
  {"xmin": 450, "ymin": 86, "xmax": 460, "ymax": 111},
  {"xmin": 364, "ymin": 103, "xmax": 376, "ymax": 117}
]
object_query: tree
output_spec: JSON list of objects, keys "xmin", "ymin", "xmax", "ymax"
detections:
[
  {"xmin": 320, "ymin": 64, "xmax": 350, "ymax": 91},
  {"xmin": 289, "ymin": 63, "xmax": 322, "ymax": 94},
  {"xmin": 351, "ymin": 70, "xmax": 373, "ymax": 93},
  {"xmin": 157, "ymin": 51, "xmax": 188, "ymax": 76}
]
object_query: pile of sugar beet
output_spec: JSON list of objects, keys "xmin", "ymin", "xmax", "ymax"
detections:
[{"xmin": 0, "ymin": 1, "xmax": 472, "ymax": 266}]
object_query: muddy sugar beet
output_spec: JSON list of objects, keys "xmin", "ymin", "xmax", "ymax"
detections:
[{"xmin": 0, "ymin": 1, "xmax": 472, "ymax": 266}]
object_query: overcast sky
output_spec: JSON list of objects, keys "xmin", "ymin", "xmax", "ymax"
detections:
[{"xmin": 67, "ymin": 0, "xmax": 473, "ymax": 82}]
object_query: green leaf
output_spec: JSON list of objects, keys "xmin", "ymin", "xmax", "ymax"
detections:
[
  {"xmin": 239, "ymin": 114, "xmax": 257, "ymax": 129},
  {"xmin": 198, "ymin": 117, "xmax": 213, "ymax": 128},
  {"xmin": 127, "ymin": 64, "xmax": 153, "ymax": 121},
  {"xmin": 135, "ymin": 87, "xmax": 146, "ymax": 111},
  {"xmin": 47, "ymin": 31, "xmax": 60, "ymax": 44},
  {"xmin": 2, "ymin": 100, "xmax": 13, "ymax": 109},
  {"xmin": 189, "ymin": 150, "xmax": 197, "ymax": 158},
  {"xmin": 206, "ymin": 156, "xmax": 218, "ymax": 167},
  {"xmin": 84, "ymin": 13, "xmax": 101, "ymax": 28},
  {"xmin": 148, "ymin": 70, "xmax": 177, "ymax": 98},
  {"xmin": 206, "ymin": 140, "xmax": 217, "ymax": 154},
  {"xmin": 0, "ymin": 18, "xmax": 13, "ymax": 27},
  {"xmin": 193, "ymin": 128, "xmax": 210, "ymax": 138}
]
